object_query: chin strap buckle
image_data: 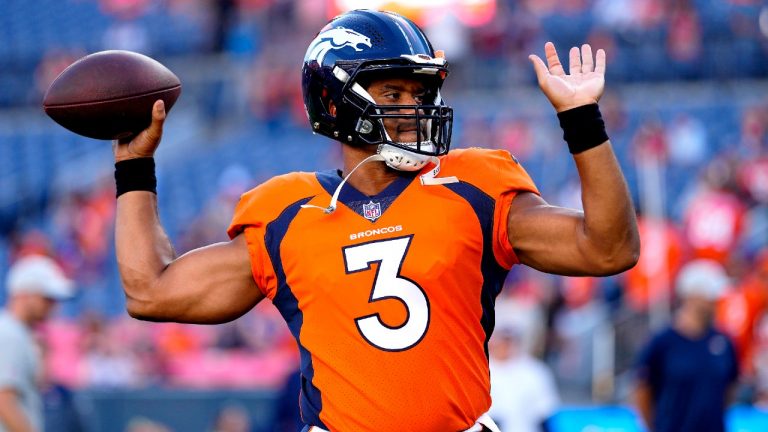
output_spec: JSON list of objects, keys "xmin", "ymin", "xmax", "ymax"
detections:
[{"xmin": 419, "ymin": 156, "xmax": 458, "ymax": 186}]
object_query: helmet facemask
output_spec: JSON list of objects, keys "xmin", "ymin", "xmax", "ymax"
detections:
[
  {"xmin": 330, "ymin": 59, "xmax": 453, "ymax": 171},
  {"xmin": 368, "ymin": 103, "xmax": 452, "ymax": 171}
]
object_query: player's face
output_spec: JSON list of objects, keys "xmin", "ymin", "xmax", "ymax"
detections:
[
  {"xmin": 366, "ymin": 77, "xmax": 429, "ymax": 144},
  {"xmin": 25, "ymin": 294, "xmax": 56, "ymax": 324},
  {"xmin": 687, "ymin": 296, "xmax": 718, "ymax": 321}
]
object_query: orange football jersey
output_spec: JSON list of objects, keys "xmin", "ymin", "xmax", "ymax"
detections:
[{"xmin": 227, "ymin": 148, "xmax": 539, "ymax": 431}]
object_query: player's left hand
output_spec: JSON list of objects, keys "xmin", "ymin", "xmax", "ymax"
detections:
[{"xmin": 529, "ymin": 42, "xmax": 605, "ymax": 113}]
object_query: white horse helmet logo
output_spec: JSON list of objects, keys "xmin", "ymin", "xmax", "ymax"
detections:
[{"xmin": 307, "ymin": 27, "xmax": 372, "ymax": 64}]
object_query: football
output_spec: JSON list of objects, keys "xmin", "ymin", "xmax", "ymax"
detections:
[{"xmin": 42, "ymin": 50, "xmax": 181, "ymax": 140}]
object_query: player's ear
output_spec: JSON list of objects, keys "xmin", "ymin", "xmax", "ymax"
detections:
[{"xmin": 329, "ymin": 100, "xmax": 337, "ymax": 117}]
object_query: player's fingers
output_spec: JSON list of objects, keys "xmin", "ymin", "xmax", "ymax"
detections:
[
  {"xmin": 528, "ymin": 54, "xmax": 549, "ymax": 85},
  {"xmin": 595, "ymin": 48, "xmax": 607, "ymax": 75},
  {"xmin": 581, "ymin": 44, "xmax": 594, "ymax": 73},
  {"xmin": 435, "ymin": 49, "xmax": 445, "ymax": 59},
  {"xmin": 544, "ymin": 42, "xmax": 565, "ymax": 76},
  {"xmin": 145, "ymin": 100, "xmax": 165, "ymax": 142},
  {"xmin": 569, "ymin": 46, "xmax": 581, "ymax": 76},
  {"xmin": 152, "ymin": 99, "xmax": 166, "ymax": 122}
]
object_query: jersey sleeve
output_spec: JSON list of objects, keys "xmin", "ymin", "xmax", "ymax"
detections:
[
  {"xmin": 0, "ymin": 333, "xmax": 23, "ymax": 392},
  {"xmin": 226, "ymin": 173, "xmax": 316, "ymax": 300},
  {"xmin": 446, "ymin": 148, "xmax": 540, "ymax": 269},
  {"xmin": 227, "ymin": 188, "xmax": 277, "ymax": 299},
  {"xmin": 726, "ymin": 336, "xmax": 740, "ymax": 383},
  {"xmin": 634, "ymin": 331, "xmax": 663, "ymax": 387},
  {"xmin": 490, "ymin": 152, "xmax": 540, "ymax": 269}
]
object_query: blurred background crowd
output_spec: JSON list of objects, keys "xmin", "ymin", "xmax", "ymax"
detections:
[{"xmin": 0, "ymin": 0, "xmax": 767, "ymax": 430}]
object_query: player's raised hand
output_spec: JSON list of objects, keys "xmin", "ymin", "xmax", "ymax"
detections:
[
  {"xmin": 113, "ymin": 100, "xmax": 166, "ymax": 162},
  {"xmin": 529, "ymin": 42, "xmax": 606, "ymax": 113}
]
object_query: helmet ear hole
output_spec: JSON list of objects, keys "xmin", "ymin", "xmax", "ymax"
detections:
[{"xmin": 321, "ymin": 88, "xmax": 336, "ymax": 117}]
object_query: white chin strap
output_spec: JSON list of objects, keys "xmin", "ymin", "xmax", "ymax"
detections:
[
  {"xmin": 380, "ymin": 141, "xmax": 458, "ymax": 185},
  {"xmin": 301, "ymin": 147, "xmax": 458, "ymax": 215},
  {"xmin": 377, "ymin": 142, "xmax": 434, "ymax": 171}
]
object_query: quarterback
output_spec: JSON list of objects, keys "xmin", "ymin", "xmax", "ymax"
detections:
[{"xmin": 112, "ymin": 9, "xmax": 639, "ymax": 431}]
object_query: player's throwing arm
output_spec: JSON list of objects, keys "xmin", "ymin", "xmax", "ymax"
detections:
[
  {"xmin": 112, "ymin": 100, "xmax": 264, "ymax": 324},
  {"xmin": 40, "ymin": 50, "xmax": 262, "ymax": 324}
]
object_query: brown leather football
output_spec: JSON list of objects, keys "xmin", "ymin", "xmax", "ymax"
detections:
[{"xmin": 43, "ymin": 50, "xmax": 181, "ymax": 140}]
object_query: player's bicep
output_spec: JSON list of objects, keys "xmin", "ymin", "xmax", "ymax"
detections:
[
  {"xmin": 632, "ymin": 380, "xmax": 655, "ymax": 426},
  {"xmin": 0, "ymin": 388, "xmax": 30, "ymax": 431},
  {"xmin": 507, "ymin": 192, "xmax": 594, "ymax": 275},
  {"xmin": 129, "ymin": 234, "xmax": 264, "ymax": 324}
]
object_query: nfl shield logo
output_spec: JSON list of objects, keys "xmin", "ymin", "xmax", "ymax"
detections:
[{"xmin": 362, "ymin": 201, "xmax": 382, "ymax": 221}]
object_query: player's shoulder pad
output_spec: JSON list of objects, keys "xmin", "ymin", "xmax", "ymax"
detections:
[
  {"xmin": 229, "ymin": 172, "xmax": 318, "ymax": 237},
  {"xmin": 443, "ymin": 147, "xmax": 522, "ymax": 168},
  {"xmin": 439, "ymin": 147, "xmax": 539, "ymax": 196}
]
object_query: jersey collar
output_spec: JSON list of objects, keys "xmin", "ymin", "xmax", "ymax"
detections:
[{"xmin": 315, "ymin": 170, "xmax": 416, "ymax": 222}]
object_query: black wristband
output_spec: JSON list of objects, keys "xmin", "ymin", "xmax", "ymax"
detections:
[
  {"xmin": 115, "ymin": 157, "xmax": 157, "ymax": 197},
  {"xmin": 557, "ymin": 104, "xmax": 609, "ymax": 154}
]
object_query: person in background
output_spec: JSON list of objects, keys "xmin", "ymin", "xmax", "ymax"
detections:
[
  {"xmin": 271, "ymin": 368, "xmax": 302, "ymax": 432},
  {"xmin": 0, "ymin": 255, "xmax": 73, "ymax": 432},
  {"xmin": 488, "ymin": 320, "xmax": 559, "ymax": 432},
  {"xmin": 210, "ymin": 403, "xmax": 252, "ymax": 432},
  {"xmin": 633, "ymin": 259, "xmax": 739, "ymax": 432}
]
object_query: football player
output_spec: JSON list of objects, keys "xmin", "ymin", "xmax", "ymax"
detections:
[{"xmin": 112, "ymin": 9, "xmax": 639, "ymax": 431}]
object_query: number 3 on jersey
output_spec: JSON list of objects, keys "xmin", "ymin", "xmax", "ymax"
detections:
[{"xmin": 343, "ymin": 235, "xmax": 430, "ymax": 351}]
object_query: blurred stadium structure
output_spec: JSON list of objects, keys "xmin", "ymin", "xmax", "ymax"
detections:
[{"xmin": 1, "ymin": 0, "xmax": 768, "ymax": 430}]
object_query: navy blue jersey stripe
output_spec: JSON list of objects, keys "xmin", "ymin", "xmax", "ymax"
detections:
[
  {"xmin": 444, "ymin": 182, "xmax": 509, "ymax": 359},
  {"xmin": 265, "ymin": 196, "xmax": 327, "ymax": 429}
]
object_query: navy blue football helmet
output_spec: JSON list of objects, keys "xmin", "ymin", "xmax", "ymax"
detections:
[{"xmin": 302, "ymin": 10, "xmax": 453, "ymax": 157}]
